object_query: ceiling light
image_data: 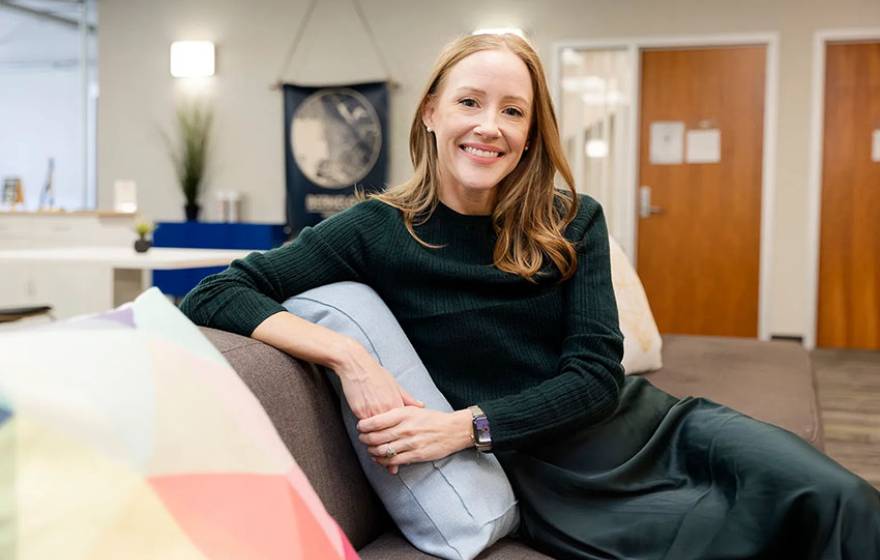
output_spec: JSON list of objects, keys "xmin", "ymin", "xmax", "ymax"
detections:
[
  {"xmin": 585, "ymin": 139, "xmax": 608, "ymax": 158},
  {"xmin": 472, "ymin": 27, "xmax": 526, "ymax": 39}
]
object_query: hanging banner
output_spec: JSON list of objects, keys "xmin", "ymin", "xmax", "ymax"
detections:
[{"xmin": 283, "ymin": 81, "xmax": 388, "ymax": 234}]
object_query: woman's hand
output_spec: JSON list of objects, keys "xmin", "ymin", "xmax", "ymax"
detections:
[
  {"xmin": 357, "ymin": 407, "xmax": 475, "ymax": 475},
  {"xmin": 333, "ymin": 339, "xmax": 424, "ymax": 420}
]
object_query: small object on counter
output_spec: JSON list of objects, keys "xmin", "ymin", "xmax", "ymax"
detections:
[
  {"xmin": 133, "ymin": 219, "xmax": 156, "ymax": 253},
  {"xmin": 216, "ymin": 190, "xmax": 243, "ymax": 222},
  {"xmin": 39, "ymin": 158, "xmax": 55, "ymax": 210},
  {"xmin": 2, "ymin": 177, "xmax": 23, "ymax": 210}
]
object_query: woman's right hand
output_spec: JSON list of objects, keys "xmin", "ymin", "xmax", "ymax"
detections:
[{"xmin": 333, "ymin": 338, "xmax": 424, "ymax": 420}]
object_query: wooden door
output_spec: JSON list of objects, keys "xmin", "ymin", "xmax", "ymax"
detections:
[
  {"xmin": 637, "ymin": 46, "xmax": 766, "ymax": 337},
  {"xmin": 818, "ymin": 42, "xmax": 880, "ymax": 349}
]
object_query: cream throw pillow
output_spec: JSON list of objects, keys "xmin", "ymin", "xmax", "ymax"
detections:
[{"xmin": 608, "ymin": 235, "xmax": 663, "ymax": 374}]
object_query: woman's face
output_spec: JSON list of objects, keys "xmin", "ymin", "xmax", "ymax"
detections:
[{"xmin": 423, "ymin": 48, "xmax": 534, "ymax": 205}]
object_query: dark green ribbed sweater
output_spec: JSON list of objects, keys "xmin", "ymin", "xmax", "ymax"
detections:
[{"xmin": 179, "ymin": 194, "xmax": 624, "ymax": 451}]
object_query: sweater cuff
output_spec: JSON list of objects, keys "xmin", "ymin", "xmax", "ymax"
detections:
[{"xmin": 477, "ymin": 375, "xmax": 620, "ymax": 451}]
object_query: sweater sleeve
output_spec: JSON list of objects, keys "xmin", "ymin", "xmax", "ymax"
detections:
[
  {"xmin": 477, "ymin": 198, "xmax": 625, "ymax": 450},
  {"xmin": 179, "ymin": 200, "xmax": 388, "ymax": 336}
]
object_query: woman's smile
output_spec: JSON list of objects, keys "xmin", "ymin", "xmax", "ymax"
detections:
[{"xmin": 459, "ymin": 142, "xmax": 506, "ymax": 164}]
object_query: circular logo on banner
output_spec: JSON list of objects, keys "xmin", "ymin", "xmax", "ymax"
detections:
[{"xmin": 290, "ymin": 88, "xmax": 383, "ymax": 189}]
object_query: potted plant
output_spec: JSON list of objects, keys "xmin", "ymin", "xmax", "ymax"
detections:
[
  {"xmin": 134, "ymin": 219, "xmax": 155, "ymax": 253},
  {"xmin": 165, "ymin": 104, "xmax": 213, "ymax": 221}
]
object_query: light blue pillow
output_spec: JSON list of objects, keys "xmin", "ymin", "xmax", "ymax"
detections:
[{"xmin": 283, "ymin": 282, "xmax": 519, "ymax": 560}]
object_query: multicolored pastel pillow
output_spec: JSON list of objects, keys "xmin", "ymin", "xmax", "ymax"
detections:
[{"xmin": 0, "ymin": 288, "xmax": 358, "ymax": 560}]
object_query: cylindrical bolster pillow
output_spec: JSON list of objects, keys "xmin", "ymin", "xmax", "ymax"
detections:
[{"xmin": 284, "ymin": 282, "xmax": 519, "ymax": 560}]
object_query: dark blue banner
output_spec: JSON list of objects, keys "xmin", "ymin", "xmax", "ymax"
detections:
[{"xmin": 283, "ymin": 82, "xmax": 388, "ymax": 234}]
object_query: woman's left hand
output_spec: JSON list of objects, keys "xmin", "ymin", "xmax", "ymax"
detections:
[{"xmin": 357, "ymin": 407, "xmax": 474, "ymax": 474}]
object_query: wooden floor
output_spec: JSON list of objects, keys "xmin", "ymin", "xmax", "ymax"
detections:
[{"xmin": 813, "ymin": 348, "xmax": 880, "ymax": 489}]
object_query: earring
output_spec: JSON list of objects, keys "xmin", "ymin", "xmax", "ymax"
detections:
[
  {"xmin": 426, "ymin": 126, "xmax": 433, "ymax": 132},
  {"xmin": 525, "ymin": 144, "xmax": 530, "ymax": 151}
]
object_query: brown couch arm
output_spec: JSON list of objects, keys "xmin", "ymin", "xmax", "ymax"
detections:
[
  {"xmin": 642, "ymin": 334, "xmax": 824, "ymax": 450},
  {"xmin": 199, "ymin": 326, "xmax": 391, "ymax": 549}
]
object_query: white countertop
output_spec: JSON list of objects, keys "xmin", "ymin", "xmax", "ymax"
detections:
[{"xmin": 0, "ymin": 246, "xmax": 255, "ymax": 269}]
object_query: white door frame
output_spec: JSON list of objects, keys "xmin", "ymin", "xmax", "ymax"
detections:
[
  {"xmin": 551, "ymin": 33, "xmax": 779, "ymax": 341},
  {"xmin": 805, "ymin": 28, "xmax": 880, "ymax": 350}
]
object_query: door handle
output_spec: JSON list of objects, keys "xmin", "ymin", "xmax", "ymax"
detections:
[{"xmin": 639, "ymin": 186, "xmax": 665, "ymax": 219}]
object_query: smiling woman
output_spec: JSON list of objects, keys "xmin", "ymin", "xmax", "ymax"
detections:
[
  {"xmin": 180, "ymin": 32, "xmax": 880, "ymax": 560},
  {"xmin": 374, "ymin": 33, "xmax": 580, "ymax": 283}
]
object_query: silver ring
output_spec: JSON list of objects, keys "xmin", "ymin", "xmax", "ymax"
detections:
[{"xmin": 384, "ymin": 444, "xmax": 397, "ymax": 458}]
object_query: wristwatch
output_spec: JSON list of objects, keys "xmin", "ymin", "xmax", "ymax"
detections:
[{"xmin": 468, "ymin": 405, "xmax": 492, "ymax": 453}]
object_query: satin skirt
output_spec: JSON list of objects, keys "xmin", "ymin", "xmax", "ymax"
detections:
[{"xmin": 496, "ymin": 376, "xmax": 880, "ymax": 560}]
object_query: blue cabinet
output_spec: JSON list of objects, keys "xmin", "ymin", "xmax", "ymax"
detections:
[{"xmin": 152, "ymin": 222, "xmax": 288, "ymax": 297}]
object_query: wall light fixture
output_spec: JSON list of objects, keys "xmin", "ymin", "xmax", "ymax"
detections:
[{"xmin": 170, "ymin": 41, "xmax": 215, "ymax": 78}]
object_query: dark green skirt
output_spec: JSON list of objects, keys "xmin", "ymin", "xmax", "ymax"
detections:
[{"xmin": 496, "ymin": 376, "xmax": 880, "ymax": 560}]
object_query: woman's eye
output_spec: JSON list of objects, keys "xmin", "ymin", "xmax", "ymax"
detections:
[
  {"xmin": 459, "ymin": 98, "xmax": 478, "ymax": 107},
  {"xmin": 504, "ymin": 107, "xmax": 524, "ymax": 117}
]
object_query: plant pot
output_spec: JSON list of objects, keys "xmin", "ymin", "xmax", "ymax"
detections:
[
  {"xmin": 134, "ymin": 237, "xmax": 152, "ymax": 253},
  {"xmin": 184, "ymin": 203, "xmax": 201, "ymax": 222}
]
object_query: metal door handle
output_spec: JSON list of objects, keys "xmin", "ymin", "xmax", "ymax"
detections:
[{"xmin": 639, "ymin": 186, "xmax": 665, "ymax": 219}]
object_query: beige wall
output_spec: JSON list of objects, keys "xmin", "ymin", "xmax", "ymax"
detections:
[{"xmin": 97, "ymin": 0, "xmax": 880, "ymax": 337}]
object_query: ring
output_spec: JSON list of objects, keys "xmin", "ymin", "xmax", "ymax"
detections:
[{"xmin": 384, "ymin": 444, "xmax": 397, "ymax": 458}]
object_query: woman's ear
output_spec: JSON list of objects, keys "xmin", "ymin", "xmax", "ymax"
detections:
[{"xmin": 421, "ymin": 95, "xmax": 436, "ymax": 131}]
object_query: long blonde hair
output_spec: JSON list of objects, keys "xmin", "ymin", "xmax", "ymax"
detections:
[{"xmin": 372, "ymin": 33, "xmax": 579, "ymax": 282}]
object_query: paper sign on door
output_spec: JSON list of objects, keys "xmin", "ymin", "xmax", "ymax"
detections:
[
  {"xmin": 686, "ymin": 129, "xmax": 721, "ymax": 164},
  {"xmin": 872, "ymin": 130, "xmax": 880, "ymax": 163},
  {"xmin": 650, "ymin": 121, "xmax": 684, "ymax": 165}
]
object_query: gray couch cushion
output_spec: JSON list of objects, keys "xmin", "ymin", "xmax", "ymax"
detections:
[
  {"xmin": 199, "ymin": 327, "xmax": 389, "ymax": 549},
  {"xmin": 642, "ymin": 334, "xmax": 824, "ymax": 449}
]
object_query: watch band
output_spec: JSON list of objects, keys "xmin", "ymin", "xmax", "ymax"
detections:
[{"xmin": 468, "ymin": 405, "xmax": 492, "ymax": 453}]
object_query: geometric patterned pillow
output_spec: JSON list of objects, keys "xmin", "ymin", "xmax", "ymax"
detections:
[{"xmin": 0, "ymin": 288, "xmax": 359, "ymax": 560}]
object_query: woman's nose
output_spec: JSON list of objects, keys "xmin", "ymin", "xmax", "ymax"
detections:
[{"xmin": 474, "ymin": 113, "xmax": 501, "ymax": 138}]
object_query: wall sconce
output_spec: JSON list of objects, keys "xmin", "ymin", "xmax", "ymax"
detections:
[
  {"xmin": 472, "ymin": 27, "xmax": 527, "ymax": 39},
  {"xmin": 170, "ymin": 41, "xmax": 215, "ymax": 78}
]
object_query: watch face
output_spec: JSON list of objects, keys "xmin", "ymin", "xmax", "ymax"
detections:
[{"xmin": 474, "ymin": 416, "xmax": 491, "ymax": 445}]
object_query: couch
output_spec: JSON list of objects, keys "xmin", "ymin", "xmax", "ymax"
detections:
[{"xmin": 201, "ymin": 327, "xmax": 823, "ymax": 559}]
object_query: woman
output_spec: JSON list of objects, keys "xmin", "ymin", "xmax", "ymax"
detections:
[{"xmin": 180, "ymin": 33, "xmax": 880, "ymax": 559}]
